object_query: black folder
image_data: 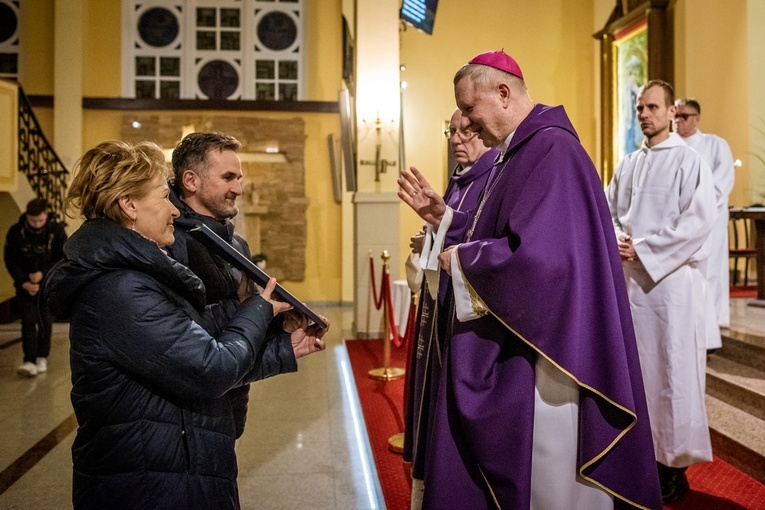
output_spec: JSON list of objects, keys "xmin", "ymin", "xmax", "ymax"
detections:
[{"xmin": 190, "ymin": 223, "xmax": 328, "ymax": 329}]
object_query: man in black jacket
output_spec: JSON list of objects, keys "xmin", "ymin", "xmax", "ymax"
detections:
[
  {"xmin": 4, "ymin": 198, "xmax": 67, "ymax": 376},
  {"xmin": 166, "ymin": 132, "xmax": 288, "ymax": 438},
  {"xmin": 167, "ymin": 133, "xmax": 251, "ymax": 333}
]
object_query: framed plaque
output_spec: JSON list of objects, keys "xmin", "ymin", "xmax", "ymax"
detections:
[{"xmin": 191, "ymin": 224, "xmax": 328, "ymax": 329}]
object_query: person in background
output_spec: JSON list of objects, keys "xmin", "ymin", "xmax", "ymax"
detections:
[
  {"xmin": 42, "ymin": 140, "xmax": 326, "ymax": 509},
  {"xmin": 608, "ymin": 80, "xmax": 716, "ymax": 503},
  {"xmin": 398, "ymin": 50, "xmax": 661, "ymax": 509},
  {"xmin": 4, "ymin": 198, "xmax": 66, "ymax": 377},
  {"xmin": 674, "ymin": 97, "xmax": 735, "ymax": 337},
  {"xmin": 403, "ymin": 108, "xmax": 497, "ymax": 509}
]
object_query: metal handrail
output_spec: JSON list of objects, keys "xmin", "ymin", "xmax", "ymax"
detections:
[{"xmin": 17, "ymin": 84, "xmax": 68, "ymax": 223}]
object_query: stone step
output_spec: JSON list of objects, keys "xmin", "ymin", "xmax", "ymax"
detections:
[
  {"xmin": 718, "ymin": 328, "xmax": 765, "ymax": 372},
  {"xmin": 705, "ymin": 393, "xmax": 765, "ymax": 484},
  {"xmin": 706, "ymin": 355, "xmax": 765, "ymax": 421}
]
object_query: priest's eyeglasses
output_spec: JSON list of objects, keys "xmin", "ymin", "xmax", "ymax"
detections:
[
  {"xmin": 444, "ymin": 128, "xmax": 478, "ymax": 141},
  {"xmin": 675, "ymin": 113, "xmax": 698, "ymax": 120}
]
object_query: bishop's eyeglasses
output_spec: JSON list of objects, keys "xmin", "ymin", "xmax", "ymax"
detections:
[{"xmin": 444, "ymin": 127, "xmax": 478, "ymax": 141}]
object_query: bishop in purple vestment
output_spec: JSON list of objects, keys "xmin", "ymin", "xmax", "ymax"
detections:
[{"xmin": 398, "ymin": 51, "xmax": 661, "ymax": 510}]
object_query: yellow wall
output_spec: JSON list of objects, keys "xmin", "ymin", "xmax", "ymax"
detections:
[
  {"xmin": 674, "ymin": 0, "xmax": 750, "ymax": 207},
  {"xmin": 304, "ymin": 0, "xmax": 343, "ymax": 102},
  {"xmin": 84, "ymin": 0, "xmax": 122, "ymax": 97},
  {"xmin": 399, "ymin": 0, "xmax": 596, "ymax": 266},
  {"xmin": 747, "ymin": 0, "xmax": 765, "ymax": 205},
  {"xmin": 0, "ymin": 195, "xmax": 21, "ymax": 303},
  {"xmin": 19, "ymin": 0, "xmax": 54, "ymax": 95}
]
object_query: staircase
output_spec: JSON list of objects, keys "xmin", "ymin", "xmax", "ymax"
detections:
[
  {"xmin": 707, "ymin": 310, "xmax": 765, "ymax": 484},
  {"xmin": 16, "ymin": 84, "xmax": 69, "ymax": 223}
]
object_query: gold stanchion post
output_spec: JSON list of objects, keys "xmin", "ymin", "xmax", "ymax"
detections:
[{"xmin": 368, "ymin": 250, "xmax": 405, "ymax": 382}]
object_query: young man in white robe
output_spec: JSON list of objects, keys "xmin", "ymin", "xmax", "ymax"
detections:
[
  {"xmin": 606, "ymin": 80, "xmax": 716, "ymax": 504},
  {"xmin": 674, "ymin": 98, "xmax": 735, "ymax": 337}
]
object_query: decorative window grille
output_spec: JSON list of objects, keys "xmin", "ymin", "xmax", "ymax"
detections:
[
  {"xmin": 122, "ymin": 0, "xmax": 303, "ymax": 101},
  {"xmin": 0, "ymin": 0, "xmax": 20, "ymax": 82}
]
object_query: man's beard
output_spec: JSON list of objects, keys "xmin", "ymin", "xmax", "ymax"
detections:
[
  {"xmin": 205, "ymin": 196, "xmax": 239, "ymax": 220},
  {"xmin": 217, "ymin": 201, "xmax": 239, "ymax": 220}
]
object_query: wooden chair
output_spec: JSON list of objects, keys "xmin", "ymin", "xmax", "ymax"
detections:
[{"xmin": 729, "ymin": 214, "xmax": 757, "ymax": 286}]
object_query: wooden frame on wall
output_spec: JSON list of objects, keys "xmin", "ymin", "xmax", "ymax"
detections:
[{"xmin": 594, "ymin": 0, "xmax": 673, "ymax": 184}]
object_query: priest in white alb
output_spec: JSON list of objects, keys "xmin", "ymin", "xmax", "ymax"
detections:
[
  {"xmin": 606, "ymin": 80, "xmax": 716, "ymax": 504},
  {"xmin": 674, "ymin": 97, "xmax": 735, "ymax": 336}
]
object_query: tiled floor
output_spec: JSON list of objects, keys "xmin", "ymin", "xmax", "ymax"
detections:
[
  {"xmin": 0, "ymin": 304, "xmax": 385, "ymax": 510},
  {"xmin": 1, "ymin": 299, "xmax": 763, "ymax": 509}
]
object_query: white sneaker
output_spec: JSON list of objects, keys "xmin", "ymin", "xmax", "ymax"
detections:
[
  {"xmin": 16, "ymin": 362, "xmax": 38, "ymax": 377},
  {"xmin": 36, "ymin": 357, "xmax": 47, "ymax": 373}
]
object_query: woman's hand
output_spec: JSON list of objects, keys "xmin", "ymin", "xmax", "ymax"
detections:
[{"xmin": 260, "ymin": 278, "xmax": 293, "ymax": 316}]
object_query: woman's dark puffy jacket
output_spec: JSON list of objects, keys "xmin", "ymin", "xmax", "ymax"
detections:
[{"xmin": 43, "ymin": 218, "xmax": 297, "ymax": 510}]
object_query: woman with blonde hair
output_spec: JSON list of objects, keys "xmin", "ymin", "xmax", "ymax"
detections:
[{"xmin": 43, "ymin": 140, "xmax": 325, "ymax": 509}]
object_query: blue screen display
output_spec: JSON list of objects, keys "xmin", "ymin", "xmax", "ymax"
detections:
[{"xmin": 400, "ymin": 0, "xmax": 438, "ymax": 35}]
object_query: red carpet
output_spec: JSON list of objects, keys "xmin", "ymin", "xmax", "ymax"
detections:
[
  {"xmin": 668, "ymin": 457, "xmax": 765, "ymax": 509},
  {"xmin": 731, "ymin": 285, "xmax": 757, "ymax": 298},
  {"xmin": 345, "ymin": 339, "xmax": 410, "ymax": 510},
  {"xmin": 346, "ymin": 338, "xmax": 765, "ymax": 510}
]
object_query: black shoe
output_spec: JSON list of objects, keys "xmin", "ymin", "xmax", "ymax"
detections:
[{"xmin": 660, "ymin": 467, "xmax": 689, "ymax": 503}]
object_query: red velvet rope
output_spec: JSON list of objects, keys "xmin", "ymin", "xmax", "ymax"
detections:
[
  {"xmin": 369, "ymin": 254, "xmax": 418, "ymax": 349},
  {"xmin": 369, "ymin": 256, "xmax": 385, "ymax": 310},
  {"xmin": 382, "ymin": 272, "xmax": 404, "ymax": 348}
]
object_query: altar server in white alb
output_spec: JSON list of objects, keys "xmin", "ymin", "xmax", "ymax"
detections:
[
  {"xmin": 606, "ymin": 80, "xmax": 716, "ymax": 504},
  {"xmin": 673, "ymin": 97, "xmax": 735, "ymax": 335}
]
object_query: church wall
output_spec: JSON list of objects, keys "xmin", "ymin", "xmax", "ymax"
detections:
[
  {"xmin": 399, "ymin": 0, "xmax": 597, "ymax": 269},
  {"xmin": 80, "ymin": 108, "xmax": 343, "ymax": 301},
  {"xmin": 746, "ymin": 0, "xmax": 765, "ymax": 206},
  {"xmin": 18, "ymin": 0, "xmax": 54, "ymax": 96},
  {"xmin": 83, "ymin": 0, "xmax": 122, "ymax": 98},
  {"xmin": 0, "ymin": 195, "xmax": 21, "ymax": 303},
  {"xmin": 6, "ymin": 0, "xmax": 761, "ymax": 305},
  {"xmin": 674, "ymin": 0, "xmax": 750, "ymax": 207}
]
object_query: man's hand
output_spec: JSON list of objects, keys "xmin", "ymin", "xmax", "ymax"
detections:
[
  {"xmin": 409, "ymin": 226, "xmax": 426, "ymax": 255},
  {"xmin": 618, "ymin": 235, "xmax": 638, "ymax": 262},
  {"xmin": 236, "ymin": 273, "xmax": 254, "ymax": 302},
  {"xmin": 22, "ymin": 281, "xmax": 40, "ymax": 297},
  {"xmin": 282, "ymin": 310, "xmax": 309, "ymax": 333},
  {"xmin": 260, "ymin": 278, "xmax": 293, "ymax": 316},
  {"xmin": 28, "ymin": 271, "xmax": 43, "ymax": 284},
  {"xmin": 290, "ymin": 316, "xmax": 329, "ymax": 359},
  {"xmin": 437, "ymin": 246, "xmax": 456, "ymax": 275},
  {"xmin": 398, "ymin": 167, "xmax": 447, "ymax": 228}
]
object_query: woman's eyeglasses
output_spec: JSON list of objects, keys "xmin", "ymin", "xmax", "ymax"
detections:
[{"xmin": 444, "ymin": 128, "xmax": 478, "ymax": 141}]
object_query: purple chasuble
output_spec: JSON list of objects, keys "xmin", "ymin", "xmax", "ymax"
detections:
[
  {"xmin": 423, "ymin": 104, "xmax": 661, "ymax": 509},
  {"xmin": 403, "ymin": 148, "xmax": 497, "ymax": 481}
]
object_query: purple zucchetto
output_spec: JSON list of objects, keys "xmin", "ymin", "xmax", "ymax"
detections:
[{"xmin": 468, "ymin": 49, "xmax": 524, "ymax": 79}]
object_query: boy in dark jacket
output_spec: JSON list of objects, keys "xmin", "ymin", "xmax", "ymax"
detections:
[{"xmin": 4, "ymin": 198, "xmax": 67, "ymax": 376}]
